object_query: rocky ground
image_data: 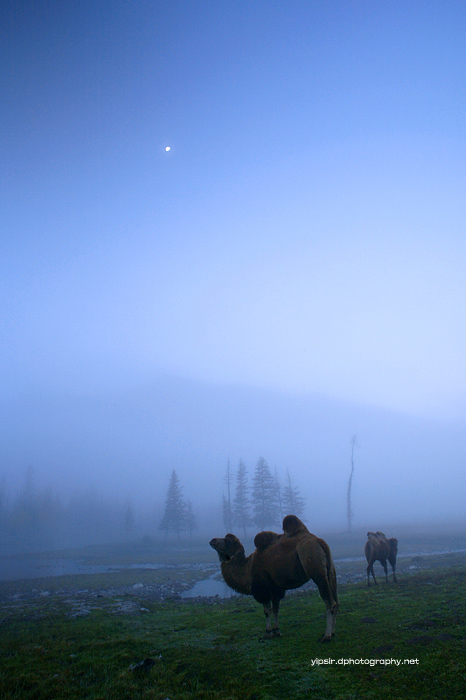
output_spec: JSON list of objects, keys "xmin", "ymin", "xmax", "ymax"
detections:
[
  {"xmin": 2, "ymin": 549, "xmax": 463, "ymax": 623},
  {"xmin": 0, "ymin": 573, "xmax": 205, "ymax": 622}
]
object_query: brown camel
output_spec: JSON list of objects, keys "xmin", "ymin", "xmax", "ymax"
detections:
[
  {"xmin": 209, "ymin": 514, "xmax": 338, "ymax": 641},
  {"xmin": 365, "ymin": 531, "xmax": 398, "ymax": 586}
]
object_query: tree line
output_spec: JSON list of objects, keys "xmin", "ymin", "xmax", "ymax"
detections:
[
  {"xmin": 158, "ymin": 457, "xmax": 306, "ymax": 539},
  {"xmin": 0, "ymin": 468, "xmax": 132, "ymax": 553},
  {"xmin": 0, "ymin": 458, "xmax": 308, "ymax": 550},
  {"xmin": 222, "ymin": 457, "xmax": 306, "ymax": 535}
]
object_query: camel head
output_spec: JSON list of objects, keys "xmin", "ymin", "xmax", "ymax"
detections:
[{"xmin": 209, "ymin": 533, "xmax": 244, "ymax": 562}]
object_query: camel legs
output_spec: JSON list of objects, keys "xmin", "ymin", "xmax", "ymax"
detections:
[
  {"xmin": 324, "ymin": 606, "xmax": 338, "ymax": 641},
  {"xmin": 366, "ymin": 563, "xmax": 377, "ymax": 586},
  {"xmin": 382, "ymin": 560, "xmax": 389, "ymax": 582},
  {"xmin": 263, "ymin": 598, "xmax": 281, "ymax": 638},
  {"xmin": 313, "ymin": 576, "xmax": 338, "ymax": 642},
  {"xmin": 367, "ymin": 559, "xmax": 396, "ymax": 585}
]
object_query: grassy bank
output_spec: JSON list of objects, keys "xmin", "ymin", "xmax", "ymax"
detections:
[{"xmin": 1, "ymin": 563, "xmax": 465, "ymax": 699}]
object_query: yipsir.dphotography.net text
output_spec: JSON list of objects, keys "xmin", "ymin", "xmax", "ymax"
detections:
[{"xmin": 311, "ymin": 658, "xmax": 419, "ymax": 668}]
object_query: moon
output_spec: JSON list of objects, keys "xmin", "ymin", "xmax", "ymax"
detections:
[{"xmin": 165, "ymin": 146, "xmax": 171, "ymax": 152}]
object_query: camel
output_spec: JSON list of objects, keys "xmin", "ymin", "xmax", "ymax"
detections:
[
  {"xmin": 365, "ymin": 531, "xmax": 398, "ymax": 586},
  {"xmin": 209, "ymin": 514, "xmax": 338, "ymax": 641}
]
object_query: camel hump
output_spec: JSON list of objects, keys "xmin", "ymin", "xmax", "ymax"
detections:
[
  {"xmin": 367, "ymin": 531, "xmax": 387, "ymax": 542},
  {"xmin": 254, "ymin": 530, "xmax": 281, "ymax": 551},
  {"xmin": 282, "ymin": 514, "xmax": 309, "ymax": 537}
]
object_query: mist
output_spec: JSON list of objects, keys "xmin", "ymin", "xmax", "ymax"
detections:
[
  {"xmin": 2, "ymin": 3, "xmax": 466, "ymax": 555},
  {"xmin": 1, "ymin": 374, "xmax": 465, "ymax": 555}
]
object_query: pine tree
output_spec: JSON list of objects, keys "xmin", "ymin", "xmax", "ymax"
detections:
[
  {"xmin": 251, "ymin": 457, "xmax": 280, "ymax": 530},
  {"xmin": 159, "ymin": 470, "xmax": 187, "ymax": 538},
  {"xmin": 232, "ymin": 459, "xmax": 251, "ymax": 538},
  {"xmin": 282, "ymin": 469, "xmax": 306, "ymax": 517}
]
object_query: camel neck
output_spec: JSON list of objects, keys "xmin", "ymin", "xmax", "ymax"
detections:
[{"xmin": 221, "ymin": 551, "xmax": 253, "ymax": 596}]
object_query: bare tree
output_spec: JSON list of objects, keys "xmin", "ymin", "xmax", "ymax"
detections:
[
  {"xmin": 124, "ymin": 504, "xmax": 135, "ymax": 535},
  {"xmin": 347, "ymin": 435, "xmax": 358, "ymax": 532},
  {"xmin": 185, "ymin": 500, "xmax": 198, "ymax": 538},
  {"xmin": 0, "ymin": 477, "xmax": 8, "ymax": 528},
  {"xmin": 274, "ymin": 467, "xmax": 284, "ymax": 522},
  {"xmin": 222, "ymin": 460, "xmax": 233, "ymax": 532}
]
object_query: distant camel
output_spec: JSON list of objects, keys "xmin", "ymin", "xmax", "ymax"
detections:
[
  {"xmin": 365, "ymin": 531, "xmax": 398, "ymax": 586},
  {"xmin": 209, "ymin": 515, "xmax": 338, "ymax": 641}
]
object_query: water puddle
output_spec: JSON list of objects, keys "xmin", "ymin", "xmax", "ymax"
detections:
[{"xmin": 181, "ymin": 572, "xmax": 238, "ymax": 598}]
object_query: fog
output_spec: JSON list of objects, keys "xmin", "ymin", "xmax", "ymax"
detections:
[
  {"xmin": 2, "ymin": 3, "xmax": 466, "ymax": 553},
  {"xmin": 1, "ymin": 375, "xmax": 465, "ymax": 554}
]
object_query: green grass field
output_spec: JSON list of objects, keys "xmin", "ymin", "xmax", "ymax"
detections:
[{"xmin": 1, "ymin": 560, "xmax": 465, "ymax": 699}]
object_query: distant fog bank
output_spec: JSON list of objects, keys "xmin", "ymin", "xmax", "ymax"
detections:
[{"xmin": 1, "ymin": 375, "xmax": 465, "ymax": 553}]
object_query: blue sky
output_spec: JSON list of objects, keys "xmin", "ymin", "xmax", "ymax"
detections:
[{"xmin": 2, "ymin": 0, "xmax": 466, "ymax": 419}]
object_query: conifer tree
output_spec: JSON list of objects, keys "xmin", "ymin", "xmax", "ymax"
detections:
[
  {"xmin": 251, "ymin": 457, "xmax": 280, "ymax": 530},
  {"xmin": 159, "ymin": 469, "xmax": 187, "ymax": 538},
  {"xmin": 232, "ymin": 459, "xmax": 251, "ymax": 537},
  {"xmin": 282, "ymin": 469, "xmax": 306, "ymax": 517}
]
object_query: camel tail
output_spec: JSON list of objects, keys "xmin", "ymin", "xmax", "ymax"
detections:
[{"xmin": 316, "ymin": 537, "xmax": 338, "ymax": 600}]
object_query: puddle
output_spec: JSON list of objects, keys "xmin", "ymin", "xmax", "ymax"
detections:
[{"xmin": 181, "ymin": 572, "xmax": 238, "ymax": 598}]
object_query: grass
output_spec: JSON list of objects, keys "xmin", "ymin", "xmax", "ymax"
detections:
[
  {"xmin": 1, "ymin": 563, "xmax": 466, "ymax": 699},
  {"xmin": 5, "ymin": 537, "xmax": 221, "ymax": 567}
]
